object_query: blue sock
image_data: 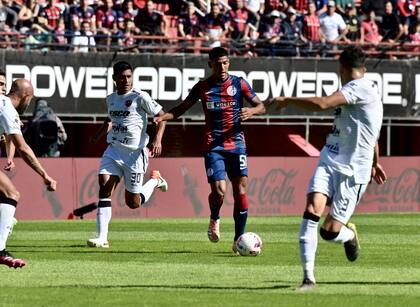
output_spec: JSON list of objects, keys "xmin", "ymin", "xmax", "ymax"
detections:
[
  {"xmin": 233, "ymin": 208, "xmax": 248, "ymax": 241},
  {"xmin": 209, "ymin": 193, "xmax": 223, "ymax": 220}
]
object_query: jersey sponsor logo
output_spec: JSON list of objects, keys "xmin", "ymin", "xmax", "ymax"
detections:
[
  {"xmin": 112, "ymin": 124, "xmax": 128, "ymax": 133},
  {"xmin": 227, "ymin": 85, "xmax": 237, "ymax": 96},
  {"xmin": 206, "ymin": 101, "xmax": 236, "ymax": 109},
  {"xmin": 109, "ymin": 110, "xmax": 130, "ymax": 117},
  {"xmin": 326, "ymin": 143, "xmax": 339, "ymax": 154},
  {"xmin": 125, "ymin": 100, "xmax": 133, "ymax": 107}
]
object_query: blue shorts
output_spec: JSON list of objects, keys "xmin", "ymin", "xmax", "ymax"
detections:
[{"xmin": 204, "ymin": 151, "xmax": 248, "ymax": 183}]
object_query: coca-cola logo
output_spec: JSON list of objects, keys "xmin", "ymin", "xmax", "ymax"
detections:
[
  {"xmin": 225, "ymin": 168, "xmax": 297, "ymax": 206},
  {"xmin": 362, "ymin": 168, "xmax": 420, "ymax": 204}
]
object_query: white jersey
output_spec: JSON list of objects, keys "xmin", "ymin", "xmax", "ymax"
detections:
[
  {"xmin": 106, "ymin": 88, "xmax": 162, "ymax": 150},
  {"xmin": 320, "ymin": 77, "xmax": 383, "ymax": 184},
  {"xmin": 320, "ymin": 12, "xmax": 346, "ymax": 41},
  {"xmin": 0, "ymin": 95, "xmax": 22, "ymax": 136}
]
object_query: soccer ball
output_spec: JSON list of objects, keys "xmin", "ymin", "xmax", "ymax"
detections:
[{"xmin": 235, "ymin": 232, "xmax": 262, "ymax": 256}]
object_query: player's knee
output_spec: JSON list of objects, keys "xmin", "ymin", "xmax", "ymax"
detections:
[
  {"xmin": 126, "ymin": 200, "xmax": 140, "ymax": 209},
  {"xmin": 320, "ymin": 227, "xmax": 339, "ymax": 241}
]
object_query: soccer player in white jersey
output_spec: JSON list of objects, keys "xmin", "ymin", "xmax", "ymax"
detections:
[
  {"xmin": 0, "ymin": 79, "xmax": 57, "ymax": 268},
  {"xmin": 268, "ymin": 46, "xmax": 387, "ymax": 290},
  {"xmin": 87, "ymin": 61, "xmax": 168, "ymax": 248}
]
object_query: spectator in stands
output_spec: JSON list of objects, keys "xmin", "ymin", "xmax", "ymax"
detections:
[
  {"xmin": 71, "ymin": 20, "xmax": 96, "ymax": 52},
  {"xmin": 360, "ymin": 9, "xmax": 382, "ymax": 44},
  {"xmin": 397, "ymin": 0, "xmax": 417, "ymax": 38},
  {"xmin": 258, "ymin": 9, "xmax": 282, "ymax": 53},
  {"xmin": 96, "ymin": 0, "xmax": 121, "ymax": 48},
  {"xmin": 335, "ymin": 0, "xmax": 354, "ymax": 15},
  {"xmin": 24, "ymin": 98, "xmax": 67, "ymax": 157},
  {"xmin": 281, "ymin": 7, "xmax": 304, "ymax": 42},
  {"xmin": 409, "ymin": 4, "xmax": 420, "ymax": 27},
  {"xmin": 303, "ymin": 2, "xmax": 321, "ymax": 42},
  {"xmin": 244, "ymin": 0, "xmax": 264, "ymax": 33},
  {"xmin": 314, "ymin": 0, "xmax": 328, "ymax": 15},
  {"xmin": 279, "ymin": 7, "xmax": 305, "ymax": 56},
  {"xmin": 24, "ymin": 21, "xmax": 51, "ymax": 51},
  {"xmin": 71, "ymin": 0, "xmax": 96, "ymax": 32},
  {"xmin": 264, "ymin": 0, "xmax": 287, "ymax": 14},
  {"xmin": 202, "ymin": 3, "xmax": 228, "ymax": 48},
  {"xmin": 18, "ymin": 0, "xmax": 41, "ymax": 32},
  {"xmin": 0, "ymin": 0, "xmax": 18, "ymax": 31},
  {"xmin": 39, "ymin": 0, "xmax": 62, "ymax": 31},
  {"xmin": 381, "ymin": 1, "xmax": 404, "ymax": 42},
  {"xmin": 228, "ymin": 0, "xmax": 251, "ymax": 41},
  {"xmin": 293, "ymin": 0, "xmax": 310, "ymax": 14},
  {"xmin": 122, "ymin": 0, "xmax": 138, "ymax": 20},
  {"xmin": 361, "ymin": 0, "xmax": 387, "ymax": 18},
  {"xmin": 54, "ymin": 17, "xmax": 68, "ymax": 49},
  {"xmin": 134, "ymin": 0, "xmax": 166, "ymax": 37},
  {"xmin": 409, "ymin": 21, "xmax": 420, "ymax": 52},
  {"xmin": 122, "ymin": 17, "xmax": 138, "ymax": 50},
  {"xmin": 178, "ymin": 1, "xmax": 202, "ymax": 38},
  {"xmin": 319, "ymin": 1, "xmax": 349, "ymax": 43},
  {"xmin": 344, "ymin": 4, "xmax": 360, "ymax": 41}
]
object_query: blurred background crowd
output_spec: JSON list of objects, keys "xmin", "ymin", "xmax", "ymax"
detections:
[{"xmin": 0, "ymin": 0, "xmax": 419, "ymax": 57}]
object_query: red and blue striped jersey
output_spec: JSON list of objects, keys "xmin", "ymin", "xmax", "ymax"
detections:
[{"xmin": 186, "ymin": 74, "xmax": 256, "ymax": 152}]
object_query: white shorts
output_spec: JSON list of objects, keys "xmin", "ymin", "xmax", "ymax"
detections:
[
  {"xmin": 307, "ymin": 161, "xmax": 367, "ymax": 224},
  {"xmin": 99, "ymin": 145, "xmax": 149, "ymax": 194}
]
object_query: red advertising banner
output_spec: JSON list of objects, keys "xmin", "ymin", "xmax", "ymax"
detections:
[{"xmin": 3, "ymin": 157, "xmax": 419, "ymax": 220}]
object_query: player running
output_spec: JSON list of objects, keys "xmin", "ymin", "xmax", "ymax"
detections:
[
  {"xmin": 0, "ymin": 79, "xmax": 57, "ymax": 268},
  {"xmin": 268, "ymin": 46, "xmax": 387, "ymax": 290},
  {"xmin": 87, "ymin": 61, "xmax": 168, "ymax": 248},
  {"xmin": 154, "ymin": 47, "xmax": 265, "ymax": 252}
]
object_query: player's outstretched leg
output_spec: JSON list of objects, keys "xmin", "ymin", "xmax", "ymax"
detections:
[
  {"xmin": 0, "ymin": 249, "xmax": 26, "ymax": 269},
  {"xmin": 87, "ymin": 199, "xmax": 111, "ymax": 248},
  {"xmin": 344, "ymin": 222, "xmax": 360, "ymax": 262}
]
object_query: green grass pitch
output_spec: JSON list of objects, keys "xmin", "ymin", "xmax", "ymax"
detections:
[{"xmin": 1, "ymin": 214, "xmax": 420, "ymax": 307}]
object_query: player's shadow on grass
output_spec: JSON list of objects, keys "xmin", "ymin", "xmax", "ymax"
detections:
[
  {"xmin": 319, "ymin": 281, "xmax": 420, "ymax": 285},
  {"xmin": 60, "ymin": 284, "xmax": 291, "ymax": 291}
]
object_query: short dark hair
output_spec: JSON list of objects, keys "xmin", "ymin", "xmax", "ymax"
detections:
[
  {"xmin": 0, "ymin": 69, "xmax": 5, "ymax": 77},
  {"xmin": 339, "ymin": 46, "xmax": 366, "ymax": 69},
  {"xmin": 113, "ymin": 61, "xmax": 133, "ymax": 75},
  {"xmin": 209, "ymin": 47, "xmax": 229, "ymax": 60}
]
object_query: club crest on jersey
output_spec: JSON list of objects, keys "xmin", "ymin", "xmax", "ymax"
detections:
[
  {"xmin": 125, "ymin": 100, "xmax": 133, "ymax": 107},
  {"xmin": 227, "ymin": 85, "xmax": 237, "ymax": 96}
]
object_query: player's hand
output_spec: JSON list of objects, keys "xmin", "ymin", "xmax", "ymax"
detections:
[
  {"xmin": 371, "ymin": 163, "xmax": 387, "ymax": 185},
  {"xmin": 150, "ymin": 140, "xmax": 162, "ymax": 157},
  {"xmin": 4, "ymin": 159, "xmax": 15, "ymax": 171},
  {"xmin": 43, "ymin": 175, "xmax": 57, "ymax": 191},
  {"xmin": 240, "ymin": 107, "xmax": 254, "ymax": 121},
  {"xmin": 265, "ymin": 97, "xmax": 287, "ymax": 110},
  {"xmin": 153, "ymin": 116, "xmax": 163, "ymax": 125}
]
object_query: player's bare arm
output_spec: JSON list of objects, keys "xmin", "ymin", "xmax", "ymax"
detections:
[
  {"xmin": 371, "ymin": 143, "xmax": 387, "ymax": 185},
  {"xmin": 150, "ymin": 110, "xmax": 167, "ymax": 157},
  {"xmin": 240, "ymin": 96, "xmax": 266, "ymax": 121},
  {"xmin": 4, "ymin": 134, "xmax": 16, "ymax": 171},
  {"xmin": 154, "ymin": 99, "xmax": 197, "ymax": 123},
  {"xmin": 10, "ymin": 133, "xmax": 56, "ymax": 191},
  {"xmin": 90, "ymin": 117, "xmax": 111, "ymax": 144},
  {"xmin": 267, "ymin": 91, "xmax": 348, "ymax": 112}
]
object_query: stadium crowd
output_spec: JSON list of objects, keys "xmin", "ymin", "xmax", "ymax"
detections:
[{"xmin": 0, "ymin": 0, "xmax": 419, "ymax": 56}]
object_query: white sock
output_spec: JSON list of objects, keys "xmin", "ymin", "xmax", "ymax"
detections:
[
  {"xmin": 141, "ymin": 178, "xmax": 158, "ymax": 204},
  {"xmin": 299, "ymin": 218, "xmax": 319, "ymax": 283},
  {"xmin": 330, "ymin": 225, "xmax": 355, "ymax": 243},
  {"xmin": 0, "ymin": 203, "xmax": 17, "ymax": 251},
  {"xmin": 97, "ymin": 199, "xmax": 112, "ymax": 242}
]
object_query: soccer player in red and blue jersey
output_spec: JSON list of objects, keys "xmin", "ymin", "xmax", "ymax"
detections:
[{"xmin": 154, "ymin": 47, "xmax": 265, "ymax": 252}]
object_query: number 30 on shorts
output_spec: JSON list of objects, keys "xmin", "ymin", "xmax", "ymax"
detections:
[
  {"xmin": 239, "ymin": 155, "xmax": 247, "ymax": 170},
  {"xmin": 130, "ymin": 173, "xmax": 141, "ymax": 184}
]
